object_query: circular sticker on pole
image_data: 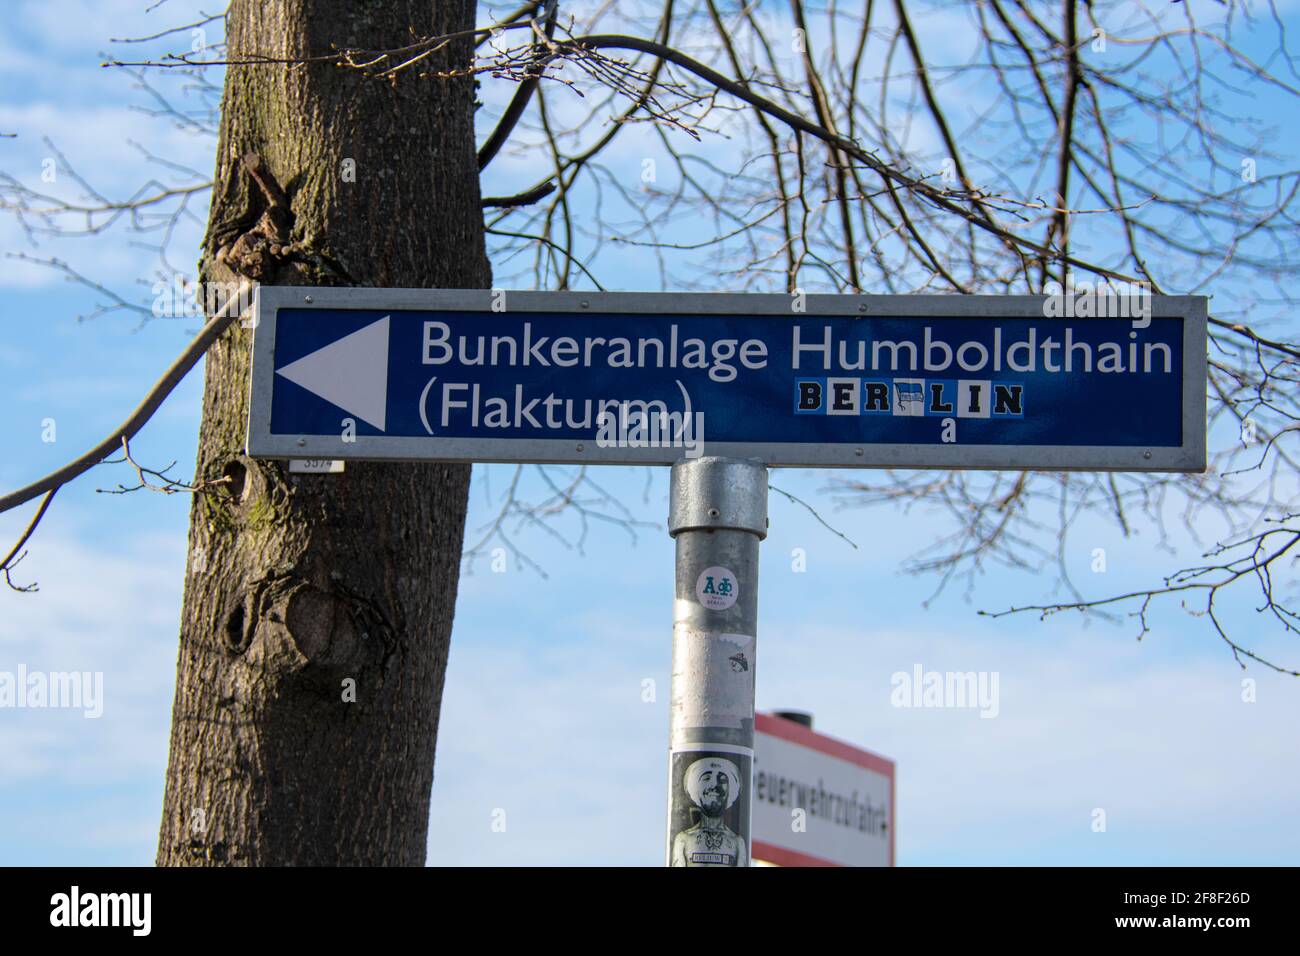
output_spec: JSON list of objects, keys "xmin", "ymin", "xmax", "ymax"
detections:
[{"xmin": 695, "ymin": 566, "xmax": 738, "ymax": 610}]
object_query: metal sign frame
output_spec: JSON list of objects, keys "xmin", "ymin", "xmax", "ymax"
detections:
[
  {"xmin": 751, "ymin": 712, "xmax": 896, "ymax": 868},
  {"xmin": 247, "ymin": 286, "xmax": 1207, "ymax": 471}
]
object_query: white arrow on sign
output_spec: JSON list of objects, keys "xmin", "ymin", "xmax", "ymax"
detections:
[{"xmin": 275, "ymin": 315, "xmax": 390, "ymax": 431}]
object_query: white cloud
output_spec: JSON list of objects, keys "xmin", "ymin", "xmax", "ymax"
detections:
[
  {"xmin": 1, "ymin": 471, "xmax": 1297, "ymax": 866},
  {"xmin": 759, "ymin": 619, "xmax": 1300, "ymax": 863},
  {"xmin": 13, "ymin": 0, "xmax": 215, "ymax": 56},
  {"xmin": 434, "ymin": 491, "xmax": 1300, "ymax": 865},
  {"xmin": 0, "ymin": 529, "xmax": 182, "ymax": 792}
]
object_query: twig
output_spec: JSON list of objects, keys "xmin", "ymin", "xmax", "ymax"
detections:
[
  {"xmin": 0, "ymin": 282, "xmax": 252, "ymax": 517},
  {"xmin": 1, "ymin": 488, "xmax": 57, "ymax": 593},
  {"xmin": 769, "ymin": 482, "xmax": 858, "ymax": 550}
]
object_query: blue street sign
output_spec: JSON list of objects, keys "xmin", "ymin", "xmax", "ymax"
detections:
[{"xmin": 246, "ymin": 288, "xmax": 1207, "ymax": 471}]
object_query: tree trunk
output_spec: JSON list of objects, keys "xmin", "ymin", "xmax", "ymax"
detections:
[{"xmin": 156, "ymin": 0, "xmax": 489, "ymax": 866}]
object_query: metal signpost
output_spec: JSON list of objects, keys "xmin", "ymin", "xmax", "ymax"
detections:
[
  {"xmin": 246, "ymin": 286, "xmax": 1207, "ymax": 866},
  {"xmin": 666, "ymin": 457, "xmax": 766, "ymax": 866}
]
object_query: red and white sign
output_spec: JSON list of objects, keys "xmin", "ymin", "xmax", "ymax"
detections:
[{"xmin": 752, "ymin": 713, "xmax": 895, "ymax": 867}]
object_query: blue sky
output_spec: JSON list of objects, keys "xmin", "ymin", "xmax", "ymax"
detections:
[{"xmin": 2, "ymin": 0, "xmax": 1299, "ymax": 866}]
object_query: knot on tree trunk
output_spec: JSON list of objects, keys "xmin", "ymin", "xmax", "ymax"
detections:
[
  {"xmin": 210, "ymin": 152, "xmax": 356, "ymax": 285},
  {"xmin": 233, "ymin": 570, "xmax": 401, "ymax": 698}
]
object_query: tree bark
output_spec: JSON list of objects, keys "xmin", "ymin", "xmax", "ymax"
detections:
[{"xmin": 156, "ymin": 0, "xmax": 489, "ymax": 866}]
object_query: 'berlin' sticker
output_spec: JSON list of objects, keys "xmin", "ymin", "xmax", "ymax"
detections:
[{"xmin": 695, "ymin": 567, "xmax": 738, "ymax": 610}]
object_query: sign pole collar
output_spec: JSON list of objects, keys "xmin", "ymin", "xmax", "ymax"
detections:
[{"xmin": 668, "ymin": 457, "xmax": 769, "ymax": 539}]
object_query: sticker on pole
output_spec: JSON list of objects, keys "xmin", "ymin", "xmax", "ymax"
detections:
[
  {"xmin": 667, "ymin": 746, "xmax": 753, "ymax": 867},
  {"xmin": 696, "ymin": 567, "xmax": 738, "ymax": 610},
  {"xmin": 670, "ymin": 630, "xmax": 755, "ymax": 733}
]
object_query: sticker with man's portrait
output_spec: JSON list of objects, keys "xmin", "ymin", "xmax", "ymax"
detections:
[{"xmin": 667, "ymin": 747, "xmax": 752, "ymax": 867}]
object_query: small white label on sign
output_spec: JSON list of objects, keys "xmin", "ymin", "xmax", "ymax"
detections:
[
  {"xmin": 289, "ymin": 459, "xmax": 345, "ymax": 474},
  {"xmin": 695, "ymin": 566, "xmax": 738, "ymax": 610}
]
